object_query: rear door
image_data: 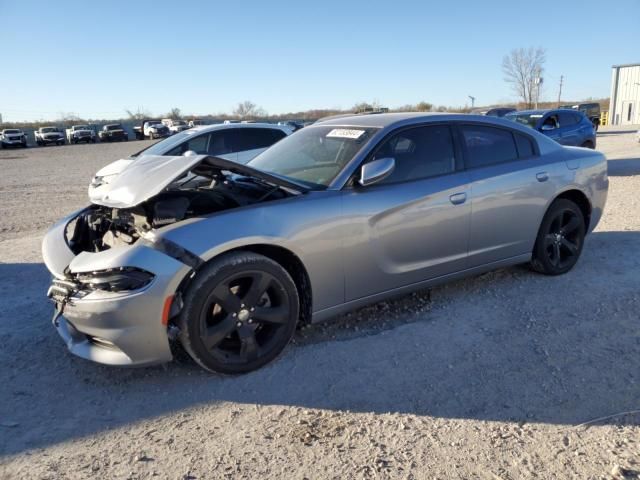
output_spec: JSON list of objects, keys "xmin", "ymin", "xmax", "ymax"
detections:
[
  {"xmin": 557, "ymin": 111, "xmax": 580, "ymax": 146},
  {"xmin": 460, "ymin": 124, "xmax": 559, "ymax": 267},
  {"xmin": 342, "ymin": 124, "xmax": 471, "ymax": 301},
  {"xmin": 233, "ymin": 128, "xmax": 288, "ymax": 164}
]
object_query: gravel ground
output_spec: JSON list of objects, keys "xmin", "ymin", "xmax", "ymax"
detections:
[{"xmin": 0, "ymin": 130, "xmax": 639, "ymax": 479}]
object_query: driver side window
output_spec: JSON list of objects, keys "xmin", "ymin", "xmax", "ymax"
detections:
[
  {"xmin": 542, "ymin": 115, "xmax": 559, "ymax": 129},
  {"xmin": 372, "ymin": 125, "xmax": 456, "ymax": 184},
  {"xmin": 165, "ymin": 133, "xmax": 210, "ymax": 156}
]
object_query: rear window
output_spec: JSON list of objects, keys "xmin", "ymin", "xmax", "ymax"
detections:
[
  {"xmin": 514, "ymin": 132, "xmax": 535, "ymax": 158},
  {"xmin": 460, "ymin": 125, "xmax": 518, "ymax": 168}
]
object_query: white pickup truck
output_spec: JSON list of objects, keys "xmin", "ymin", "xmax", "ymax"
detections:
[
  {"xmin": 35, "ymin": 126, "xmax": 65, "ymax": 146},
  {"xmin": 161, "ymin": 118, "xmax": 190, "ymax": 134},
  {"xmin": 65, "ymin": 125, "xmax": 97, "ymax": 144}
]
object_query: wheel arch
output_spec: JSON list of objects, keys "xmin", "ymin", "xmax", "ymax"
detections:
[
  {"xmin": 174, "ymin": 243, "xmax": 313, "ymax": 326},
  {"xmin": 550, "ymin": 188, "xmax": 593, "ymax": 231}
]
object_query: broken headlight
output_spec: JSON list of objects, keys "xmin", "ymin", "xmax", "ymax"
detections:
[{"xmin": 74, "ymin": 267, "xmax": 155, "ymax": 292}]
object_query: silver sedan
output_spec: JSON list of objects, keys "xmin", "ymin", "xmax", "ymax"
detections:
[{"xmin": 42, "ymin": 113, "xmax": 608, "ymax": 373}]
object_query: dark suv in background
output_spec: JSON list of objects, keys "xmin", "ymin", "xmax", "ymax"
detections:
[
  {"xmin": 560, "ymin": 103, "xmax": 601, "ymax": 130},
  {"xmin": 505, "ymin": 109, "xmax": 596, "ymax": 148},
  {"xmin": 99, "ymin": 124, "xmax": 129, "ymax": 142}
]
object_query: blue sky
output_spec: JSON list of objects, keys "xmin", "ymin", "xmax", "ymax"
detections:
[{"xmin": 1, "ymin": 0, "xmax": 638, "ymax": 122}]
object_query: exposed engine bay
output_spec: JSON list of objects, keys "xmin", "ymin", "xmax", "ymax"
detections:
[{"xmin": 67, "ymin": 167, "xmax": 292, "ymax": 253}]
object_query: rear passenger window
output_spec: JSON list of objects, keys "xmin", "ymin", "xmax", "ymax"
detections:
[
  {"xmin": 514, "ymin": 132, "xmax": 535, "ymax": 158},
  {"xmin": 373, "ymin": 125, "xmax": 456, "ymax": 184},
  {"xmin": 234, "ymin": 128, "xmax": 284, "ymax": 152},
  {"xmin": 558, "ymin": 112, "xmax": 579, "ymax": 127},
  {"xmin": 460, "ymin": 125, "xmax": 518, "ymax": 167}
]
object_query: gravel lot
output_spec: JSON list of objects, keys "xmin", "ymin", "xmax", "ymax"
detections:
[{"xmin": 0, "ymin": 130, "xmax": 639, "ymax": 479}]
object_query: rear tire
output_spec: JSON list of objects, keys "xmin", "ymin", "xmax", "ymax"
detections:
[
  {"xmin": 178, "ymin": 252, "xmax": 300, "ymax": 374},
  {"xmin": 530, "ymin": 199, "xmax": 586, "ymax": 275},
  {"xmin": 581, "ymin": 140, "xmax": 595, "ymax": 149}
]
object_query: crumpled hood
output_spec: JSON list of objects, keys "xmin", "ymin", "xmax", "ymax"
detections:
[
  {"xmin": 90, "ymin": 154, "xmax": 308, "ymax": 209},
  {"xmin": 94, "ymin": 158, "xmax": 134, "ymax": 178},
  {"xmin": 91, "ymin": 154, "xmax": 206, "ymax": 208}
]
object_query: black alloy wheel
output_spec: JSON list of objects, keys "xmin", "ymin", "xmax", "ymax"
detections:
[
  {"xmin": 178, "ymin": 252, "xmax": 299, "ymax": 374},
  {"xmin": 531, "ymin": 199, "xmax": 586, "ymax": 275}
]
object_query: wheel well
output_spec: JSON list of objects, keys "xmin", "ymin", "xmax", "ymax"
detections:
[
  {"xmin": 224, "ymin": 244, "xmax": 313, "ymax": 325},
  {"xmin": 555, "ymin": 189, "xmax": 592, "ymax": 230}
]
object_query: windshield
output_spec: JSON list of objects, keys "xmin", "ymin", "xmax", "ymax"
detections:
[
  {"xmin": 41, "ymin": 127, "xmax": 57, "ymax": 133},
  {"xmin": 248, "ymin": 126, "xmax": 377, "ymax": 188},
  {"xmin": 505, "ymin": 113, "xmax": 541, "ymax": 129},
  {"xmin": 74, "ymin": 125, "xmax": 89, "ymax": 130},
  {"xmin": 4, "ymin": 129, "xmax": 20, "ymax": 134},
  {"xmin": 132, "ymin": 129, "xmax": 198, "ymax": 157},
  {"xmin": 106, "ymin": 124, "xmax": 122, "ymax": 130},
  {"xmin": 173, "ymin": 121, "xmax": 186, "ymax": 126}
]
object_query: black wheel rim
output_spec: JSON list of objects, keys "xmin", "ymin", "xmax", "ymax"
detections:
[
  {"xmin": 199, "ymin": 270, "xmax": 291, "ymax": 365},
  {"xmin": 543, "ymin": 209, "xmax": 581, "ymax": 269}
]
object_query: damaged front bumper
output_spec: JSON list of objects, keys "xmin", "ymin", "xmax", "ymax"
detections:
[{"xmin": 42, "ymin": 208, "xmax": 192, "ymax": 367}]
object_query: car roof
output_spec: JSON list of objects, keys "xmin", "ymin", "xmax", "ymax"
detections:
[{"xmin": 189, "ymin": 122, "xmax": 291, "ymax": 134}]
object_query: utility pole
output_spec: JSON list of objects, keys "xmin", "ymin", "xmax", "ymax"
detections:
[
  {"xmin": 468, "ymin": 96, "xmax": 475, "ymax": 109},
  {"xmin": 557, "ymin": 75, "xmax": 564, "ymax": 107}
]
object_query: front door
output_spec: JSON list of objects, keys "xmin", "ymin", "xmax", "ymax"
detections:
[{"xmin": 342, "ymin": 124, "xmax": 471, "ymax": 301}]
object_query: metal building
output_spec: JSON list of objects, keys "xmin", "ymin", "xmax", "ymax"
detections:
[{"xmin": 609, "ymin": 63, "xmax": 640, "ymax": 125}]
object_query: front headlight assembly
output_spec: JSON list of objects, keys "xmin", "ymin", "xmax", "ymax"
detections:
[{"xmin": 74, "ymin": 267, "xmax": 155, "ymax": 292}]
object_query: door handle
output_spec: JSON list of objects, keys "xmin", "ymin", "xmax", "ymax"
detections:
[
  {"xmin": 449, "ymin": 192, "xmax": 467, "ymax": 205},
  {"xmin": 536, "ymin": 172, "xmax": 549, "ymax": 182}
]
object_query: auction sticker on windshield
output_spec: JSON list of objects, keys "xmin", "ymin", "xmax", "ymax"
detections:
[{"xmin": 326, "ymin": 129, "xmax": 366, "ymax": 139}]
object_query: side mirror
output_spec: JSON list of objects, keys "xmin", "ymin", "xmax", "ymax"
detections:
[
  {"xmin": 183, "ymin": 150, "xmax": 198, "ymax": 157},
  {"xmin": 358, "ymin": 157, "xmax": 395, "ymax": 187},
  {"xmin": 540, "ymin": 124, "xmax": 556, "ymax": 131}
]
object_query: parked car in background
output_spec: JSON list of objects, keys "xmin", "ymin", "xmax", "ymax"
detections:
[
  {"xmin": 88, "ymin": 123, "xmax": 292, "ymax": 202},
  {"xmin": 560, "ymin": 103, "xmax": 601, "ymax": 130},
  {"xmin": 278, "ymin": 120, "xmax": 304, "ymax": 131},
  {"xmin": 43, "ymin": 113, "xmax": 608, "ymax": 373},
  {"xmin": 35, "ymin": 127, "xmax": 65, "ymax": 146},
  {"xmin": 472, "ymin": 107, "xmax": 517, "ymax": 117},
  {"xmin": 0, "ymin": 128, "xmax": 28, "ymax": 148},
  {"xmin": 99, "ymin": 124, "xmax": 129, "ymax": 142},
  {"xmin": 65, "ymin": 125, "xmax": 96, "ymax": 144},
  {"xmin": 167, "ymin": 120, "xmax": 190, "ymax": 134},
  {"xmin": 188, "ymin": 119, "xmax": 206, "ymax": 128},
  {"xmin": 133, "ymin": 119, "xmax": 170, "ymax": 140},
  {"xmin": 505, "ymin": 109, "xmax": 596, "ymax": 148}
]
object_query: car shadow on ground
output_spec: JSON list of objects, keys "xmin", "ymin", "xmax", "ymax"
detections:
[
  {"xmin": 1, "ymin": 230, "xmax": 638, "ymax": 457},
  {"xmin": 608, "ymin": 157, "xmax": 640, "ymax": 176}
]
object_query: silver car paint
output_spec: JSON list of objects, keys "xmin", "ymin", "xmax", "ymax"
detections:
[{"xmin": 42, "ymin": 113, "xmax": 608, "ymax": 366}]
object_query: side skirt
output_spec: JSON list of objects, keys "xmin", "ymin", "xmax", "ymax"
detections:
[{"xmin": 310, "ymin": 253, "xmax": 531, "ymax": 324}]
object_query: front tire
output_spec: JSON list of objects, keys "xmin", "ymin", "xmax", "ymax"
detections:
[
  {"xmin": 178, "ymin": 252, "xmax": 300, "ymax": 374},
  {"xmin": 530, "ymin": 199, "xmax": 586, "ymax": 275}
]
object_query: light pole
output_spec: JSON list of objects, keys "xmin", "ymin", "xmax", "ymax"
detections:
[{"xmin": 468, "ymin": 96, "xmax": 475, "ymax": 109}]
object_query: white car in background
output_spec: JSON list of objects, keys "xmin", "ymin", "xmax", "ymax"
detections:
[
  {"xmin": 88, "ymin": 123, "xmax": 292, "ymax": 202},
  {"xmin": 0, "ymin": 128, "xmax": 28, "ymax": 148}
]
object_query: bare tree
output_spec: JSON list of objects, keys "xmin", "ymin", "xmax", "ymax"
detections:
[
  {"xmin": 125, "ymin": 107, "xmax": 151, "ymax": 121},
  {"xmin": 166, "ymin": 107, "xmax": 182, "ymax": 120},
  {"xmin": 415, "ymin": 101, "xmax": 433, "ymax": 112},
  {"xmin": 233, "ymin": 101, "xmax": 265, "ymax": 119},
  {"xmin": 502, "ymin": 47, "xmax": 546, "ymax": 108}
]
